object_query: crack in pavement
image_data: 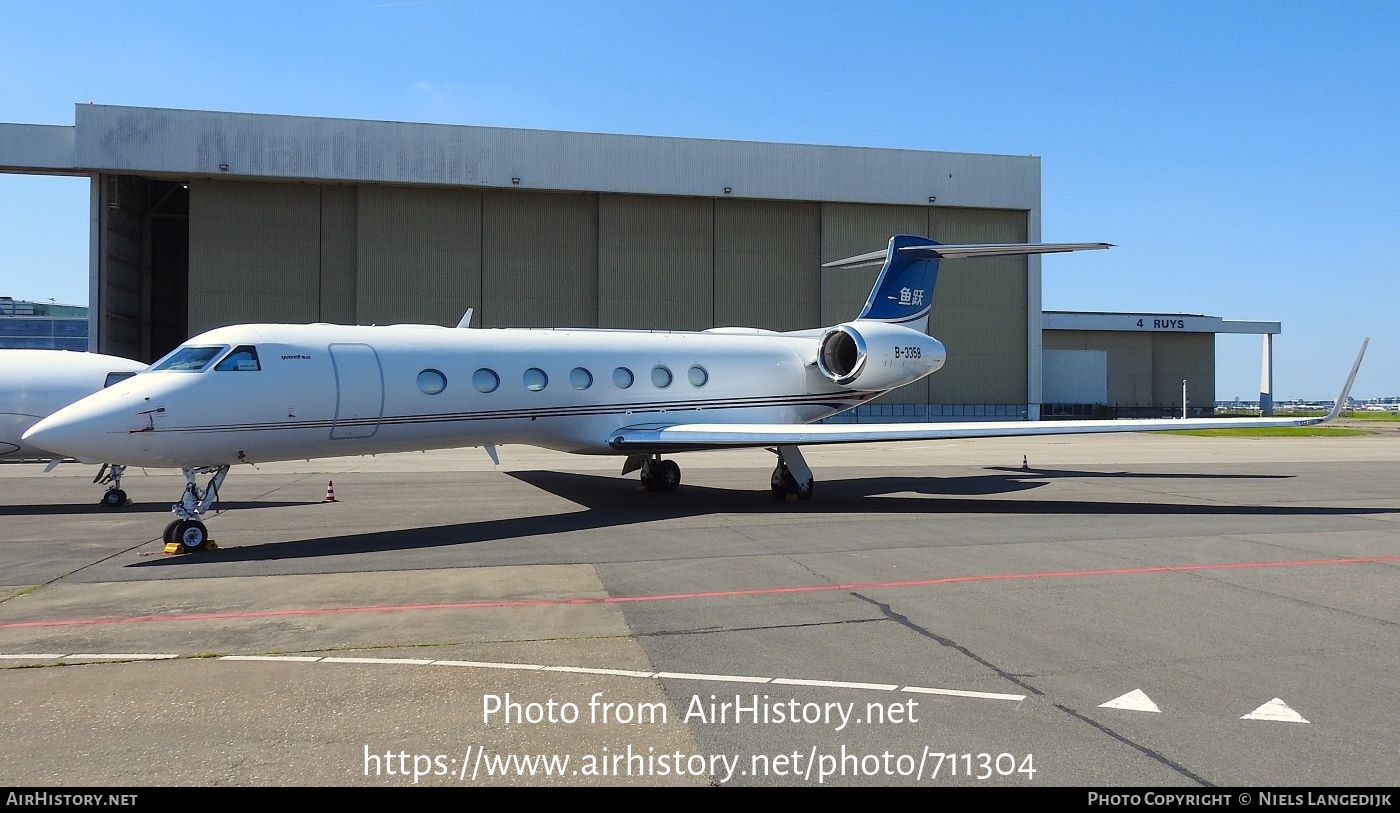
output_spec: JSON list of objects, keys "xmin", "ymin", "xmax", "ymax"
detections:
[{"xmin": 849, "ymin": 591, "xmax": 1215, "ymax": 787}]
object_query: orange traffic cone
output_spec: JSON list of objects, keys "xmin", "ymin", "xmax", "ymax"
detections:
[
  {"xmin": 1022, "ymin": 455, "xmax": 1029, "ymax": 471},
  {"xmin": 323, "ymin": 481, "xmax": 338, "ymax": 503}
]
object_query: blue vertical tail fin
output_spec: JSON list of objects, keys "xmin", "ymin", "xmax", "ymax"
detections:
[
  {"xmin": 835, "ymin": 234, "xmax": 942, "ymax": 334},
  {"xmin": 857, "ymin": 234, "xmax": 942, "ymax": 331}
]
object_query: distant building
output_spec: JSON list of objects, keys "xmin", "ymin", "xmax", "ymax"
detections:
[
  {"xmin": 1041, "ymin": 311, "xmax": 1280, "ymax": 418},
  {"xmin": 0, "ymin": 297, "xmax": 89, "ymax": 350}
]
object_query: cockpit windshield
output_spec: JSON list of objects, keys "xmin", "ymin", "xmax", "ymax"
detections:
[
  {"xmin": 151, "ymin": 345, "xmax": 227, "ymax": 372},
  {"xmin": 215, "ymin": 345, "xmax": 261, "ymax": 372}
]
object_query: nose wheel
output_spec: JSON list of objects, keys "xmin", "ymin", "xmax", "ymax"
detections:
[
  {"xmin": 162, "ymin": 466, "xmax": 228, "ymax": 553},
  {"xmin": 165, "ymin": 519, "xmax": 210, "ymax": 550},
  {"xmin": 94, "ymin": 464, "xmax": 130, "ymax": 508}
]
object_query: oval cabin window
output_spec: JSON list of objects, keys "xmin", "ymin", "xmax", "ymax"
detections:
[
  {"xmin": 473, "ymin": 369, "xmax": 499, "ymax": 393},
  {"xmin": 417, "ymin": 369, "xmax": 447, "ymax": 395},
  {"xmin": 524, "ymin": 368, "xmax": 549, "ymax": 392}
]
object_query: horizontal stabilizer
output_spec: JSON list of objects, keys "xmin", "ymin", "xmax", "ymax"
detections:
[{"xmin": 823, "ymin": 242, "xmax": 1113, "ymax": 270}]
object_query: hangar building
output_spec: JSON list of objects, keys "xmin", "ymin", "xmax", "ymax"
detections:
[
  {"xmin": 0, "ymin": 105, "xmax": 1043, "ymax": 417},
  {"xmin": 2, "ymin": 104, "xmax": 1266, "ymax": 420}
]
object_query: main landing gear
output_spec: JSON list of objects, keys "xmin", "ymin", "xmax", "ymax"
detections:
[
  {"xmin": 637, "ymin": 455, "xmax": 681, "ymax": 492},
  {"xmin": 162, "ymin": 466, "xmax": 229, "ymax": 553},
  {"xmin": 769, "ymin": 444, "xmax": 815, "ymax": 500},
  {"xmin": 623, "ymin": 445, "xmax": 817, "ymax": 500},
  {"xmin": 94, "ymin": 463, "xmax": 129, "ymax": 508}
]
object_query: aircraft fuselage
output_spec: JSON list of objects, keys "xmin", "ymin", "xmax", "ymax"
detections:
[{"xmin": 30, "ymin": 323, "xmax": 944, "ymax": 468}]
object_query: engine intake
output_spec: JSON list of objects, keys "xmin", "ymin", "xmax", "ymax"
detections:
[
  {"xmin": 815, "ymin": 322, "xmax": 946, "ymax": 392},
  {"xmin": 817, "ymin": 326, "xmax": 867, "ymax": 385}
]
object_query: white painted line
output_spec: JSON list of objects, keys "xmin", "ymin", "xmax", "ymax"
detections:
[
  {"xmin": 0, "ymin": 652, "xmax": 1022, "ymax": 706},
  {"xmin": 320, "ymin": 656, "xmax": 435, "ymax": 666},
  {"xmin": 903, "ymin": 686, "xmax": 1027, "ymax": 702},
  {"xmin": 1099, "ymin": 689, "xmax": 1162, "ymax": 713},
  {"xmin": 655, "ymin": 671, "xmax": 772, "ymax": 684},
  {"xmin": 543, "ymin": 665, "xmax": 657, "ymax": 678},
  {"xmin": 431, "ymin": 660, "xmax": 546, "ymax": 671},
  {"xmin": 773, "ymin": 678, "xmax": 899, "ymax": 691},
  {"xmin": 219, "ymin": 655, "xmax": 323, "ymax": 663},
  {"xmin": 64, "ymin": 653, "xmax": 179, "ymax": 660},
  {"xmin": 1241, "ymin": 697, "xmax": 1309, "ymax": 723}
]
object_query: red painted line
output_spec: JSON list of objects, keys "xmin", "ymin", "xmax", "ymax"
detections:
[{"xmin": 2, "ymin": 555, "xmax": 1397, "ymax": 631}]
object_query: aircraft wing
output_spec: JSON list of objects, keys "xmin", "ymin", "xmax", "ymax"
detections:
[{"xmin": 611, "ymin": 339, "xmax": 1368, "ymax": 452}]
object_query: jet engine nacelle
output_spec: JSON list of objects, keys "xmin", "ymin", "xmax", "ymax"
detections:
[{"xmin": 815, "ymin": 321, "xmax": 947, "ymax": 392}]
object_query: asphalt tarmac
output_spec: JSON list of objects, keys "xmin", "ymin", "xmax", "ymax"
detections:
[{"xmin": 1, "ymin": 431, "xmax": 1396, "ymax": 786}]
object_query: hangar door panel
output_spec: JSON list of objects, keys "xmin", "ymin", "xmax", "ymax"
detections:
[
  {"xmin": 329, "ymin": 343, "xmax": 383, "ymax": 439},
  {"xmin": 1044, "ymin": 350, "xmax": 1108, "ymax": 404}
]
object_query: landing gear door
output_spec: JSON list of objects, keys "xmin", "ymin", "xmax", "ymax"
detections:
[{"xmin": 328, "ymin": 343, "xmax": 384, "ymax": 439}]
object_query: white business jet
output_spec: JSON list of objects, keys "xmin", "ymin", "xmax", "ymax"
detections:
[
  {"xmin": 0, "ymin": 349, "xmax": 147, "ymax": 505},
  {"xmin": 23, "ymin": 235, "xmax": 1366, "ymax": 551}
]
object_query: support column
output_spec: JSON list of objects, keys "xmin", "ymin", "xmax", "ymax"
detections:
[
  {"xmin": 88, "ymin": 174, "xmax": 101, "ymax": 353},
  {"xmin": 1259, "ymin": 334, "xmax": 1274, "ymax": 416}
]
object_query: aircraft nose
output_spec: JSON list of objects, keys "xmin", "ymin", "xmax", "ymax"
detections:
[{"xmin": 22, "ymin": 406, "xmax": 110, "ymax": 462}]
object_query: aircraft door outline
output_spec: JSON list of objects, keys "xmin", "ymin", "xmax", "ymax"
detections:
[{"xmin": 328, "ymin": 343, "xmax": 384, "ymax": 439}]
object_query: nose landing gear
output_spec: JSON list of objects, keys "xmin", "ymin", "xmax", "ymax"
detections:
[
  {"xmin": 94, "ymin": 464, "xmax": 129, "ymax": 508},
  {"xmin": 162, "ymin": 465, "xmax": 229, "ymax": 553}
]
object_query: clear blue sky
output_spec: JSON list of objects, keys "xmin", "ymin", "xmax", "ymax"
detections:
[{"xmin": 2, "ymin": 1, "xmax": 1396, "ymax": 400}]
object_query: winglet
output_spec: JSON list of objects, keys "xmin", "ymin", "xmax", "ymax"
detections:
[
  {"xmin": 1316, "ymin": 338, "xmax": 1369, "ymax": 423},
  {"xmin": 456, "ymin": 307, "xmax": 474, "ymax": 329}
]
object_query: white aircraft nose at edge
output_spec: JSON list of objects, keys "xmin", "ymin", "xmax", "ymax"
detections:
[
  {"xmin": 22, "ymin": 235, "xmax": 1368, "ymax": 552},
  {"xmin": 1, "ymin": 349, "xmax": 147, "ymax": 505}
]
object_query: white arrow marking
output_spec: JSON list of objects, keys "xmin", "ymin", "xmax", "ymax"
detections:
[
  {"xmin": 1241, "ymin": 697, "xmax": 1309, "ymax": 723},
  {"xmin": 1098, "ymin": 689, "xmax": 1161, "ymax": 713}
]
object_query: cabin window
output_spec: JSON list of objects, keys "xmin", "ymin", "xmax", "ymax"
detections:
[
  {"xmin": 651, "ymin": 365, "xmax": 673, "ymax": 388},
  {"xmin": 104, "ymin": 371, "xmax": 136, "ymax": 388},
  {"xmin": 473, "ymin": 368, "xmax": 500, "ymax": 393},
  {"xmin": 524, "ymin": 368, "xmax": 549, "ymax": 392},
  {"xmin": 151, "ymin": 345, "xmax": 226, "ymax": 372},
  {"xmin": 570, "ymin": 367, "xmax": 593, "ymax": 390},
  {"xmin": 613, "ymin": 367, "xmax": 634, "ymax": 389},
  {"xmin": 215, "ymin": 345, "xmax": 262, "ymax": 372},
  {"xmin": 417, "ymin": 369, "xmax": 447, "ymax": 395},
  {"xmin": 688, "ymin": 365, "xmax": 709, "ymax": 387}
]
